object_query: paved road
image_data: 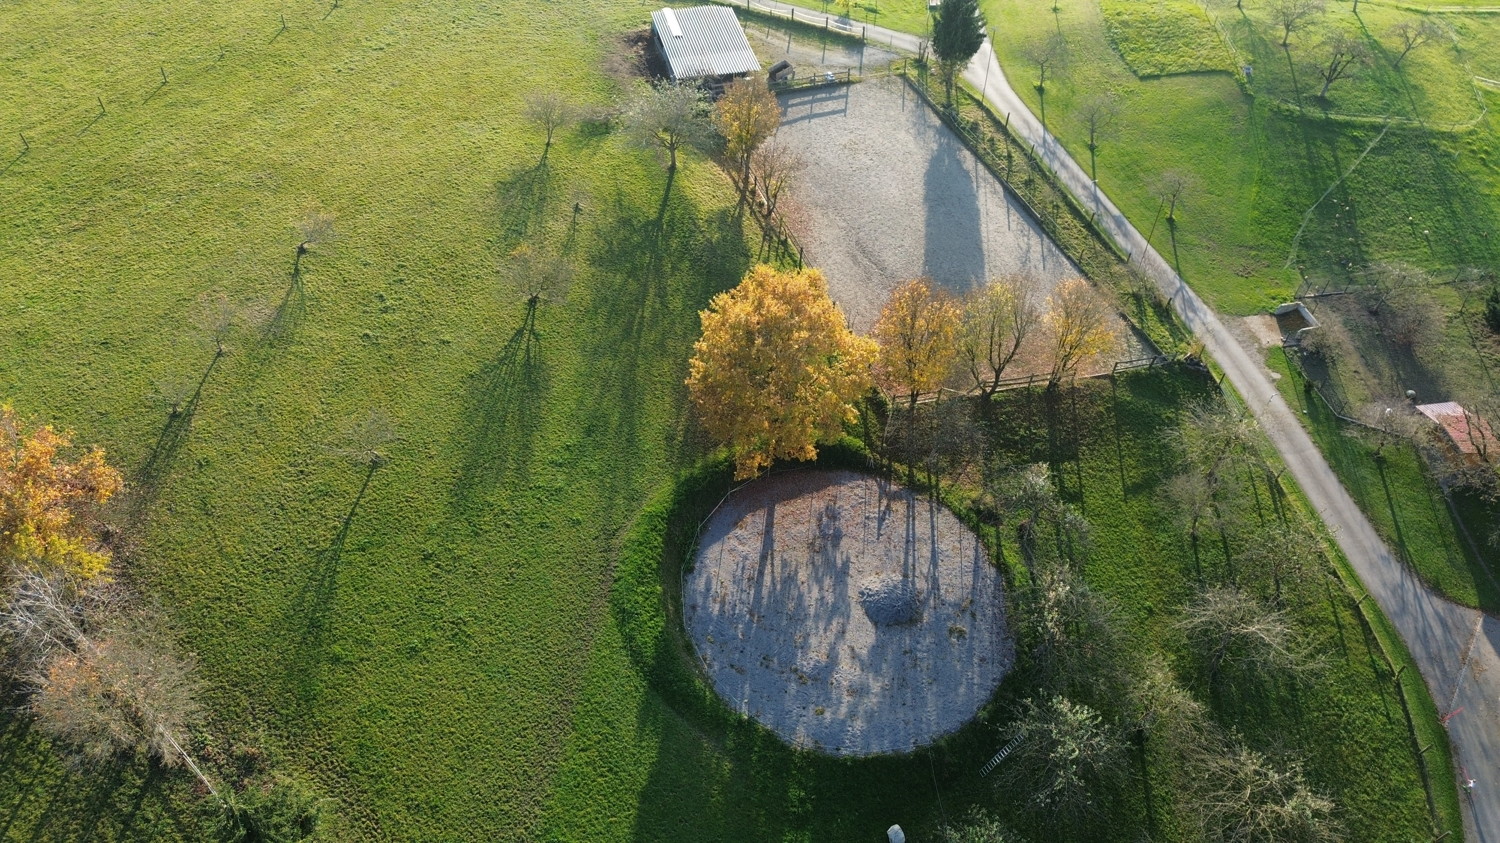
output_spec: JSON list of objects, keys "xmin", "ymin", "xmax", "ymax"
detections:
[{"xmin": 732, "ymin": 2, "xmax": 1499, "ymax": 837}]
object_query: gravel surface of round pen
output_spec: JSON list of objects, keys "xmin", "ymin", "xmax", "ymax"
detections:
[{"xmin": 684, "ymin": 470, "xmax": 1014, "ymax": 756}]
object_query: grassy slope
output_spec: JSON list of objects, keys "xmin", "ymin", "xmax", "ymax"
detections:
[
  {"xmin": 0, "ymin": 0, "xmax": 1465, "ymax": 840},
  {"xmin": 0, "ymin": 0, "xmax": 757, "ymax": 838},
  {"xmin": 972, "ymin": 372, "xmax": 1448, "ymax": 838},
  {"xmin": 979, "ymin": 0, "xmax": 1500, "ymax": 314}
]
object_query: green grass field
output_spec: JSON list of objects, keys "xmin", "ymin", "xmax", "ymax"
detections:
[
  {"xmin": 2, "ymin": 0, "xmax": 757, "ymax": 838},
  {"xmin": 0, "ymin": 0, "xmax": 1466, "ymax": 838},
  {"xmin": 979, "ymin": 0, "xmax": 1500, "ymax": 314}
]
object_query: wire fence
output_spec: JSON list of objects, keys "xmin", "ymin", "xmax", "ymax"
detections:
[{"xmin": 714, "ymin": 0, "xmax": 871, "ymax": 41}]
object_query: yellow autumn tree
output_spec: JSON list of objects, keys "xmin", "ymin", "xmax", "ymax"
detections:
[
  {"xmin": 1044, "ymin": 279, "xmax": 1120, "ymax": 387},
  {"xmin": 871, "ymin": 278, "xmax": 963, "ymax": 410},
  {"xmin": 712, "ymin": 76, "xmax": 782, "ymax": 199},
  {"xmin": 0, "ymin": 406, "xmax": 123, "ymax": 581},
  {"xmin": 686, "ymin": 265, "xmax": 876, "ymax": 479}
]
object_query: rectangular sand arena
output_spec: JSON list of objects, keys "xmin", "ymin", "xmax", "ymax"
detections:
[{"xmin": 773, "ymin": 76, "xmax": 1086, "ymax": 332}]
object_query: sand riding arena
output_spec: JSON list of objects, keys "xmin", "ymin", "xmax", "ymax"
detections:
[{"xmin": 683, "ymin": 469, "xmax": 1015, "ymax": 756}]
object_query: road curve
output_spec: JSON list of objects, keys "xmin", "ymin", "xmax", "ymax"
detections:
[{"xmin": 729, "ymin": 2, "xmax": 1497, "ymax": 836}]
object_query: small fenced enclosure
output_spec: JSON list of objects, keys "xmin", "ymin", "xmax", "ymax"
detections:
[{"xmin": 769, "ymin": 67, "xmax": 853, "ymax": 92}]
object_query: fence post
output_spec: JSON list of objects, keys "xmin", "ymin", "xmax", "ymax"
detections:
[{"xmin": 790, "ymin": 7, "xmax": 794, "ymax": 20}]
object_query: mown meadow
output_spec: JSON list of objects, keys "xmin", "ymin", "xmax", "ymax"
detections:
[
  {"xmin": 0, "ymin": 0, "xmax": 1463, "ymax": 839},
  {"xmin": 982, "ymin": 0, "xmax": 1500, "ymax": 314}
]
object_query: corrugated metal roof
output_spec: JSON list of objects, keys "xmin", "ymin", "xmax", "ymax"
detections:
[{"xmin": 651, "ymin": 6, "xmax": 761, "ymax": 80}]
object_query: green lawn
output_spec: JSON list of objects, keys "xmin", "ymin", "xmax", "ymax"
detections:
[{"xmin": 1, "ymin": 0, "xmax": 759, "ymax": 838}]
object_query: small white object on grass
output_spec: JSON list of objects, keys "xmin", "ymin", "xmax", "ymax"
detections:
[{"xmin": 887, "ymin": 825, "xmax": 906, "ymax": 843}]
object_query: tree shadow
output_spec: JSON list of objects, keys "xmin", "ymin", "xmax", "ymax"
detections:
[
  {"xmin": 262, "ymin": 272, "xmax": 306, "ymax": 344},
  {"xmin": 77, "ymin": 111, "xmax": 105, "ymax": 137},
  {"xmin": 922, "ymin": 132, "xmax": 985, "ymax": 294},
  {"xmin": 576, "ymin": 182, "xmax": 748, "ymax": 513},
  {"xmin": 496, "ymin": 158, "xmax": 558, "ymax": 254},
  {"xmin": 0, "ymin": 150, "xmax": 26, "ymax": 177},
  {"xmin": 133, "ymin": 349, "xmax": 223, "ymax": 514},
  {"xmin": 282, "ymin": 463, "xmax": 377, "ymax": 711},
  {"xmin": 451, "ymin": 299, "xmax": 549, "ymax": 512}
]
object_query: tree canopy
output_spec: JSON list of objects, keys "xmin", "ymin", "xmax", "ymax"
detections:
[
  {"xmin": 872, "ymin": 278, "xmax": 962, "ymax": 408},
  {"xmin": 713, "ymin": 77, "xmax": 782, "ymax": 195},
  {"xmin": 686, "ymin": 265, "xmax": 876, "ymax": 479},
  {"xmin": 932, "ymin": 0, "xmax": 986, "ymax": 104},
  {"xmin": 1044, "ymin": 279, "xmax": 1119, "ymax": 385},
  {"xmin": 0, "ymin": 406, "xmax": 123, "ymax": 581}
]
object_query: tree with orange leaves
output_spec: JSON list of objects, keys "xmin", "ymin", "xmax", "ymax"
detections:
[
  {"xmin": 872, "ymin": 278, "xmax": 963, "ymax": 410},
  {"xmin": 1044, "ymin": 279, "xmax": 1120, "ymax": 387},
  {"xmin": 687, "ymin": 265, "xmax": 876, "ymax": 479},
  {"xmin": 0, "ymin": 406, "xmax": 123, "ymax": 581}
]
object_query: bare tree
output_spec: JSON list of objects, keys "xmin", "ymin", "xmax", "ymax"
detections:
[
  {"xmin": 332, "ymin": 409, "xmax": 398, "ymax": 470},
  {"xmin": 1153, "ymin": 169, "xmax": 1195, "ymax": 223},
  {"xmin": 1312, "ymin": 31, "xmax": 1370, "ymax": 98},
  {"xmin": 998, "ymin": 695, "xmax": 1128, "ymax": 826},
  {"xmin": 1079, "ymin": 92, "xmax": 1120, "ymax": 181},
  {"xmin": 1128, "ymin": 654, "xmax": 1215, "ymax": 755},
  {"xmin": 1174, "ymin": 398, "xmax": 1260, "ymax": 483},
  {"xmin": 960, "ymin": 274, "xmax": 1041, "ymax": 398},
  {"xmin": 622, "ymin": 82, "xmax": 711, "ymax": 172},
  {"xmin": 937, "ymin": 807, "xmax": 1019, "ymax": 843},
  {"xmin": 1026, "ymin": 563, "xmax": 1131, "ymax": 706},
  {"xmin": 1021, "ymin": 31, "xmax": 1068, "ymax": 91},
  {"xmin": 523, "ymin": 91, "xmax": 574, "ymax": 154},
  {"xmin": 148, "ymin": 374, "xmax": 202, "ymax": 419},
  {"xmin": 505, "ymin": 242, "xmax": 573, "ymax": 308},
  {"xmin": 749, "ymin": 141, "xmax": 804, "ymax": 221},
  {"xmin": 293, "ymin": 208, "xmax": 337, "ymax": 276},
  {"xmin": 1, "ymin": 569, "xmax": 103, "ymax": 678},
  {"xmin": 1233, "ymin": 521, "xmax": 1321, "ymax": 603},
  {"xmin": 1360, "ymin": 263, "xmax": 1441, "ymax": 348},
  {"xmin": 3, "ymin": 572, "xmax": 209, "ymax": 785},
  {"xmin": 1178, "ymin": 585, "xmax": 1315, "ymax": 688},
  {"xmin": 1389, "ymin": 19, "xmax": 1443, "ymax": 68},
  {"xmin": 1187, "ymin": 745, "xmax": 1342, "ymax": 842},
  {"xmin": 192, "ymin": 290, "xmax": 239, "ymax": 358},
  {"xmin": 1270, "ymin": 0, "xmax": 1326, "ymax": 47},
  {"xmin": 30, "ymin": 620, "xmax": 202, "ymax": 772}
]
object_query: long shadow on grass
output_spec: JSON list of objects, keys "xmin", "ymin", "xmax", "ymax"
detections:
[
  {"xmin": 496, "ymin": 159, "xmax": 558, "ymax": 253},
  {"xmin": 451, "ymin": 299, "xmax": 548, "ymax": 512},
  {"xmin": 282, "ymin": 463, "xmax": 377, "ymax": 711},
  {"xmin": 576, "ymin": 180, "xmax": 748, "ymax": 513},
  {"xmin": 262, "ymin": 272, "xmax": 306, "ymax": 344},
  {"xmin": 131, "ymin": 349, "xmax": 224, "ymax": 519}
]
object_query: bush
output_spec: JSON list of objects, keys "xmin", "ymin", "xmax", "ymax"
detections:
[
  {"xmin": 215, "ymin": 776, "xmax": 324, "ymax": 843},
  {"xmin": 1484, "ymin": 285, "xmax": 1500, "ymax": 335}
]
